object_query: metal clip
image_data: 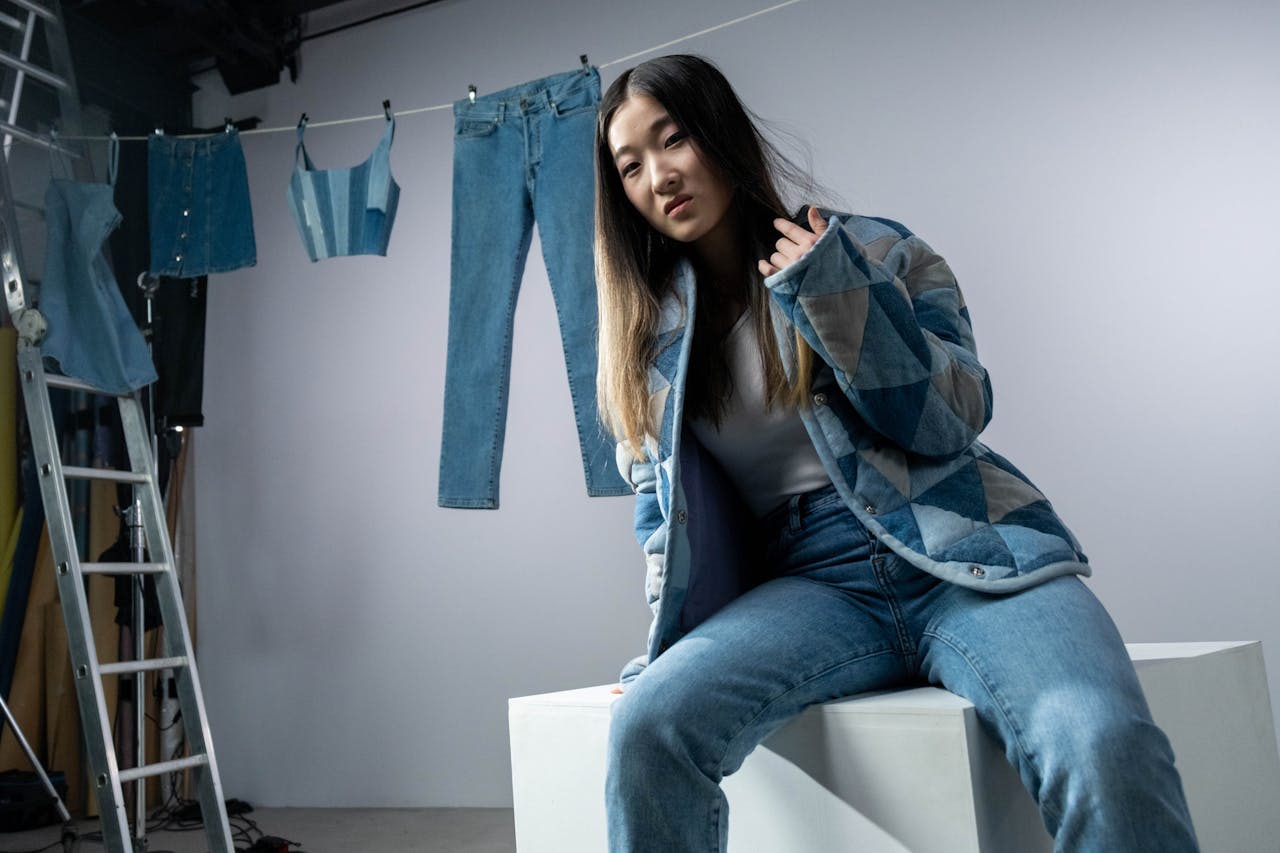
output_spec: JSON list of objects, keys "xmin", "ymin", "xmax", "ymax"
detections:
[{"xmin": 468, "ymin": 84, "xmax": 477, "ymax": 105}]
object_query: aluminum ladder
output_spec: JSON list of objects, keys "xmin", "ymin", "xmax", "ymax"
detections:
[{"xmin": 0, "ymin": 1, "xmax": 233, "ymax": 850}]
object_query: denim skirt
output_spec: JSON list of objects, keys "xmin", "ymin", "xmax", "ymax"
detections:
[{"xmin": 148, "ymin": 129, "xmax": 256, "ymax": 277}]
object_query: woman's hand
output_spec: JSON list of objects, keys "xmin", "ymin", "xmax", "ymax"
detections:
[{"xmin": 757, "ymin": 205, "xmax": 829, "ymax": 277}]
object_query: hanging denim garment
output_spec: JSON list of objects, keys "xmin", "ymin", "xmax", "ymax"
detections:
[
  {"xmin": 147, "ymin": 128, "xmax": 256, "ymax": 277},
  {"xmin": 438, "ymin": 65, "xmax": 628, "ymax": 508},
  {"xmin": 286, "ymin": 111, "xmax": 400, "ymax": 261},
  {"xmin": 40, "ymin": 134, "xmax": 158, "ymax": 394}
]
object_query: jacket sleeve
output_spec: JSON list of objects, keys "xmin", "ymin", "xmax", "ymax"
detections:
[{"xmin": 764, "ymin": 216, "xmax": 993, "ymax": 458}]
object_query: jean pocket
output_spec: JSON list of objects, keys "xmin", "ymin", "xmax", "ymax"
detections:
[
  {"xmin": 550, "ymin": 88, "xmax": 598, "ymax": 118},
  {"xmin": 454, "ymin": 115, "xmax": 498, "ymax": 138}
]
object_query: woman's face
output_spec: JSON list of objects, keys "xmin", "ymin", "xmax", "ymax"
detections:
[{"xmin": 606, "ymin": 94, "xmax": 734, "ymax": 251}]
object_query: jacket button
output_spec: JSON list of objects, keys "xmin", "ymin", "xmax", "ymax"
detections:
[
  {"xmin": 969, "ymin": 565, "xmax": 986, "ymax": 577},
  {"xmin": 676, "ymin": 510, "xmax": 688, "ymax": 524},
  {"xmin": 813, "ymin": 393, "xmax": 827, "ymax": 406}
]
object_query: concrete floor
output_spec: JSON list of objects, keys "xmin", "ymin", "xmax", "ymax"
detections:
[{"xmin": 0, "ymin": 807, "xmax": 516, "ymax": 852}]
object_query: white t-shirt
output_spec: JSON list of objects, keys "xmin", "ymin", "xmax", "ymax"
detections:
[{"xmin": 688, "ymin": 309, "xmax": 832, "ymax": 517}]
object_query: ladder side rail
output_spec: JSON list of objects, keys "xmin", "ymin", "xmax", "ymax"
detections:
[
  {"xmin": 15, "ymin": 348, "xmax": 133, "ymax": 851},
  {"xmin": 40, "ymin": 1, "xmax": 85, "ymax": 160},
  {"xmin": 1, "ymin": 6, "xmax": 37, "ymax": 158},
  {"xmin": 1, "ymin": 203, "xmax": 27, "ymax": 317},
  {"xmin": 1, "ymin": 4, "xmax": 35, "ymax": 157},
  {"xmin": 117, "ymin": 393, "xmax": 234, "ymax": 852}
]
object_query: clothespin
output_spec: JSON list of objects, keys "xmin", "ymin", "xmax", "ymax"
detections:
[
  {"xmin": 297, "ymin": 112, "xmax": 309, "ymax": 129},
  {"xmin": 224, "ymin": 117, "xmax": 234, "ymax": 133},
  {"xmin": 153, "ymin": 125, "xmax": 164, "ymax": 136},
  {"xmin": 468, "ymin": 84, "xmax": 477, "ymax": 105},
  {"xmin": 580, "ymin": 54, "xmax": 590, "ymax": 71},
  {"xmin": 383, "ymin": 99, "xmax": 392, "ymax": 120}
]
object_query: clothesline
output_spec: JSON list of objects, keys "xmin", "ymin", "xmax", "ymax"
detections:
[{"xmin": 56, "ymin": 0, "xmax": 803, "ymax": 143}]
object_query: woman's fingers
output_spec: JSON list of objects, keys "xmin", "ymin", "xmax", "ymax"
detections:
[
  {"xmin": 758, "ymin": 206, "xmax": 825, "ymax": 277},
  {"xmin": 808, "ymin": 205, "xmax": 829, "ymax": 237}
]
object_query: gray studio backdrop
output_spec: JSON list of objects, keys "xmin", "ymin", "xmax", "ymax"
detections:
[{"xmin": 190, "ymin": 0, "xmax": 1280, "ymax": 807}]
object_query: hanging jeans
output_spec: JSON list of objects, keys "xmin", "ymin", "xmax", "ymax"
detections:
[
  {"xmin": 438, "ymin": 65, "xmax": 629, "ymax": 508},
  {"xmin": 41, "ymin": 135, "xmax": 158, "ymax": 394},
  {"xmin": 606, "ymin": 484, "xmax": 1200, "ymax": 852}
]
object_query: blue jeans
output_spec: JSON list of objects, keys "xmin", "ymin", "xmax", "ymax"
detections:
[
  {"xmin": 607, "ymin": 485, "xmax": 1199, "ymax": 852},
  {"xmin": 438, "ymin": 66, "xmax": 629, "ymax": 508}
]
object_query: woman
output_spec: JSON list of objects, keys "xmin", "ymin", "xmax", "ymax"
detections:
[{"xmin": 593, "ymin": 54, "xmax": 1198, "ymax": 852}]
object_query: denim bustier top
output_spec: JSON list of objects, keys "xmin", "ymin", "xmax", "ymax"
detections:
[{"xmin": 286, "ymin": 114, "xmax": 400, "ymax": 261}]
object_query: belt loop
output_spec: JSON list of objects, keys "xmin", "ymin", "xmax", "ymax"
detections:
[{"xmin": 788, "ymin": 493, "xmax": 802, "ymax": 534}]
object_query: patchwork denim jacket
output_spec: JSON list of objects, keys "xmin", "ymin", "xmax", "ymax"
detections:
[{"xmin": 615, "ymin": 212, "xmax": 1090, "ymax": 683}]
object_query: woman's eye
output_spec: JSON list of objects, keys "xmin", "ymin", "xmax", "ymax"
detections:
[
  {"xmin": 665, "ymin": 131, "xmax": 686, "ymax": 147},
  {"xmin": 620, "ymin": 162, "xmax": 639, "ymax": 178}
]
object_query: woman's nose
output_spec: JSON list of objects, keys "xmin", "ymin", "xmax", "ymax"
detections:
[{"xmin": 648, "ymin": 158, "xmax": 678, "ymax": 192}]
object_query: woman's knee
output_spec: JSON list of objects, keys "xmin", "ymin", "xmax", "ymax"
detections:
[
  {"xmin": 611, "ymin": 681, "xmax": 693, "ymax": 755},
  {"xmin": 1029, "ymin": 688, "xmax": 1174, "ymax": 798}
]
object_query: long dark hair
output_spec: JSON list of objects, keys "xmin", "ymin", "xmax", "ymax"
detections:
[{"xmin": 594, "ymin": 54, "xmax": 816, "ymax": 454}]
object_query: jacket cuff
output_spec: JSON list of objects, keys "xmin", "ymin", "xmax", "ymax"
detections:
[{"xmin": 762, "ymin": 213, "xmax": 842, "ymax": 292}]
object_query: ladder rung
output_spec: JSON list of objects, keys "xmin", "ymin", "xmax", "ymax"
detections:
[
  {"xmin": 14, "ymin": 199, "xmax": 44, "ymax": 216},
  {"xmin": 43, "ymin": 371, "xmax": 122, "ymax": 395},
  {"xmin": 0, "ymin": 11, "xmax": 25, "ymax": 31},
  {"xmin": 0, "ymin": 120, "xmax": 79, "ymax": 156},
  {"xmin": 118, "ymin": 754, "xmax": 208, "ymax": 785},
  {"xmin": 99, "ymin": 656, "xmax": 188, "ymax": 677},
  {"xmin": 0, "ymin": 51, "xmax": 68, "ymax": 92},
  {"xmin": 8, "ymin": 0, "xmax": 56, "ymax": 24},
  {"xmin": 81, "ymin": 562, "xmax": 168, "ymax": 576},
  {"xmin": 61, "ymin": 465, "xmax": 149, "ymax": 485}
]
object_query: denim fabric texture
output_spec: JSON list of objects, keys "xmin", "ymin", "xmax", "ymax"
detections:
[
  {"xmin": 438, "ymin": 65, "xmax": 629, "ymax": 508},
  {"xmin": 616, "ymin": 213, "xmax": 1094, "ymax": 679},
  {"xmin": 40, "ymin": 135, "xmax": 158, "ymax": 394},
  {"xmin": 148, "ymin": 129, "xmax": 256, "ymax": 277},
  {"xmin": 606, "ymin": 484, "xmax": 1200, "ymax": 852},
  {"xmin": 286, "ymin": 115, "xmax": 399, "ymax": 261}
]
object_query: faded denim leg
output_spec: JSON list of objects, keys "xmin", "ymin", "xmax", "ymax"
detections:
[
  {"xmin": 916, "ymin": 573, "xmax": 1200, "ymax": 852},
  {"xmin": 606, "ymin": 488, "xmax": 917, "ymax": 853},
  {"xmin": 530, "ymin": 74, "xmax": 629, "ymax": 499},
  {"xmin": 439, "ymin": 67, "xmax": 627, "ymax": 508},
  {"xmin": 438, "ymin": 86, "xmax": 534, "ymax": 509}
]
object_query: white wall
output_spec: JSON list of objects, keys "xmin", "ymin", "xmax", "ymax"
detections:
[{"xmin": 191, "ymin": 0, "xmax": 1280, "ymax": 807}]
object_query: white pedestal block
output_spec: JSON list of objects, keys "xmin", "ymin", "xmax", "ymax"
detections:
[{"xmin": 509, "ymin": 641, "xmax": 1280, "ymax": 852}]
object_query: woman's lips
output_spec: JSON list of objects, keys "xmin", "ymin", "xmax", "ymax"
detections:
[{"xmin": 665, "ymin": 195, "xmax": 692, "ymax": 216}]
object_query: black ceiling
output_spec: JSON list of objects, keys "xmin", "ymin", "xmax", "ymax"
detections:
[{"xmin": 64, "ymin": 0, "xmax": 356, "ymax": 95}]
